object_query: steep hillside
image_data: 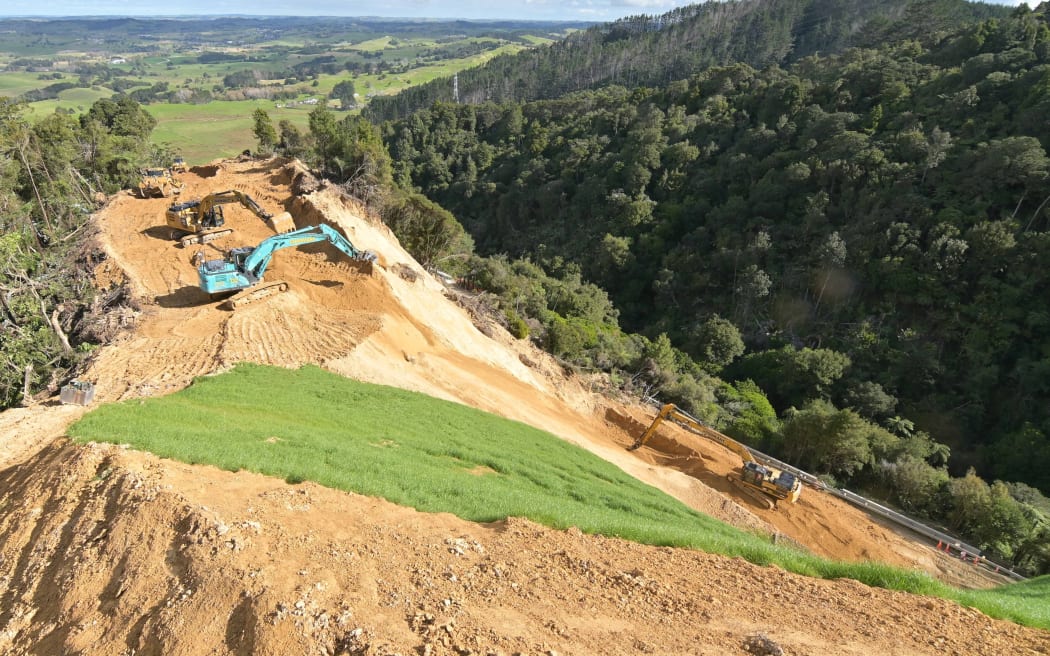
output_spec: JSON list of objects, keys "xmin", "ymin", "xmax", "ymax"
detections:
[
  {"xmin": 0, "ymin": 158, "xmax": 1044, "ymax": 654},
  {"xmin": 364, "ymin": 0, "xmax": 1006, "ymax": 121},
  {"xmin": 383, "ymin": 4, "xmax": 1050, "ymax": 512}
]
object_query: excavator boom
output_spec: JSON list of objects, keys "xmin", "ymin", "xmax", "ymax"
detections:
[
  {"xmin": 198, "ymin": 223, "xmax": 376, "ymax": 305},
  {"xmin": 165, "ymin": 189, "xmax": 295, "ymax": 245}
]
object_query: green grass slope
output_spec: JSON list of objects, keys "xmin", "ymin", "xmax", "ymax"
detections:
[
  {"xmin": 67, "ymin": 363, "xmax": 1049, "ymax": 630},
  {"xmin": 146, "ymin": 101, "xmax": 314, "ymax": 163},
  {"xmin": 959, "ymin": 575, "xmax": 1050, "ymax": 630}
]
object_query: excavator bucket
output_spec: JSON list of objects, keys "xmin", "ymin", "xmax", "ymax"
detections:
[
  {"xmin": 267, "ymin": 211, "xmax": 296, "ymax": 234},
  {"xmin": 354, "ymin": 254, "xmax": 375, "ymax": 277}
]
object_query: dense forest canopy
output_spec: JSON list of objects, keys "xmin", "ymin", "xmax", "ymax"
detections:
[
  {"xmin": 345, "ymin": 1, "xmax": 1050, "ymax": 571},
  {"xmin": 364, "ymin": 0, "xmax": 1009, "ymax": 122},
  {"xmin": 383, "ymin": 4, "xmax": 1050, "ymax": 491}
]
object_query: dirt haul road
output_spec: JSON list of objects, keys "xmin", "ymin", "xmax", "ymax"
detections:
[{"xmin": 0, "ymin": 158, "xmax": 1045, "ymax": 655}]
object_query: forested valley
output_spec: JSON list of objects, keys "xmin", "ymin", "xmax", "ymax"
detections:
[
  {"xmin": 367, "ymin": 1, "xmax": 1050, "ymax": 573},
  {"xmin": 4, "ymin": 0, "xmax": 1050, "ymax": 575}
]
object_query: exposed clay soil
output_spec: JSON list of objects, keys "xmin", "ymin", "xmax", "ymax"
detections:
[{"xmin": 0, "ymin": 158, "xmax": 1046, "ymax": 655}]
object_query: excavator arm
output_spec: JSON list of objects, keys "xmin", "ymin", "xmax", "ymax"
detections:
[
  {"xmin": 201, "ymin": 190, "xmax": 270, "ymax": 219},
  {"xmin": 241, "ymin": 223, "xmax": 375, "ymax": 279},
  {"xmin": 629, "ymin": 403, "xmax": 676, "ymax": 451},
  {"xmin": 629, "ymin": 402, "xmax": 802, "ymax": 507},
  {"xmin": 199, "ymin": 223, "xmax": 376, "ymax": 298},
  {"xmin": 630, "ymin": 403, "xmax": 755, "ymax": 463}
]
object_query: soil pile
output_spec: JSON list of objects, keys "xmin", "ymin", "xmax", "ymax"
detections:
[
  {"xmin": 0, "ymin": 158, "xmax": 1043, "ymax": 654},
  {"xmin": 1, "ymin": 440, "xmax": 1045, "ymax": 656}
]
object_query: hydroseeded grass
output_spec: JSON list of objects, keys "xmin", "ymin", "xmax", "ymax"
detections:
[{"xmin": 67, "ymin": 363, "xmax": 1049, "ymax": 630}]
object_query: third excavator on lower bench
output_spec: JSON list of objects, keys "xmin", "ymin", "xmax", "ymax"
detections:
[{"xmin": 629, "ymin": 403, "xmax": 803, "ymax": 509}]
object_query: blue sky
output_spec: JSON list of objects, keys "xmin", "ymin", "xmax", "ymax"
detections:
[{"xmin": 0, "ymin": 0, "xmax": 1033, "ymax": 22}]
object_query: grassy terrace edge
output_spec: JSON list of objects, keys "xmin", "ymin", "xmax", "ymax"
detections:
[{"xmin": 67, "ymin": 363, "xmax": 1050, "ymax": 631}]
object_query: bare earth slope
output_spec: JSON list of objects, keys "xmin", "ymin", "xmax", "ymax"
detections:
[{"xmin": 0, "ymin": 158, "xmax": 1045, "ymax": 655}]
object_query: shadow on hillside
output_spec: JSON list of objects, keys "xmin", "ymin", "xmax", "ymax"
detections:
[
  {"xmin": 190, "ymin": 164, "xmax": 221, "ymax": 178},
  {"xmin": 154, "ymin": 286, "xmax": 213, "ymax": 308},
  {"xmin": 141, "ymin": 226, "xmax": 178, "ymax": 242}
]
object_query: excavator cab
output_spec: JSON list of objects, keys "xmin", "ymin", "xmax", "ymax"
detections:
[
  {"xmin": 741, "ymin": 462, "xmax": 770, "ymax": 487},
  {"xmin": 773, "ymin": 471, "xmax": 799, "ymax": 494},
  {"xmin": 166, "ymin": 190, "xmax": 294, "ymax": 247},
  {"xmin": 167, "ymin": 199, "xmax": 226, "ymax": 231},
  {"xmin": 226, "ymin": 246, "xmax": 255, "ymax": 270},
  {"xmin": 204, "ymin": 205, "xmax": 225, "ymax": 228}
]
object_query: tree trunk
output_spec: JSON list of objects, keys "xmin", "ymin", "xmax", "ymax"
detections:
[
  {"xmin": 48, "ymin": 308, "xmax": 74, "ymax": 354},
  {"xmin": 1023, "ymin": 192, "xmax": 1050, "ymax": 233},
  {"xmin": 16, "ymin": 140, "xmax": 52, "ymax": 236},
  {"xmin": 22, "ymin": 364, "xmax": 33, "ymax": 405}
]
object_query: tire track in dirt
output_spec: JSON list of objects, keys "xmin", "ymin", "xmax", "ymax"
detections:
[
  {"xmin": 211, "ymin": 271, "xmax": 385, "ymax": 368},
  {"xmin": 88, "ymin": 334, "xmax": 225, "ymax": 401}
]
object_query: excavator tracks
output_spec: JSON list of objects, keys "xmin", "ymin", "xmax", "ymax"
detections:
[
  {"xmin": 179, "ymin": 228, "xmax": 233, "ymax": 248},
  {"xmin": 223, "ymin": 280, "xmax": 290, "ymax": 310},
  {"xmin": 726, "ymin": 472, "xmax": 777, "ymax": 510}
]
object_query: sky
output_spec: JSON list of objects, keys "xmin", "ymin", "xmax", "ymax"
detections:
[{"xmin": 0, "ymin": 0, "xmax": 1033, "ymax": 23}]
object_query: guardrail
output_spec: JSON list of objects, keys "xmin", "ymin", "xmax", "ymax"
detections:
[
  {"xmin": 642, "ymin": 400, "xmax": 1027, "ymax": 581},
  {"xmin": 752, "ymin": 451, "xmax": 1027, "ymax": 581},
  {"xmin": 823, "ymin": 488, "xmax": 1024, "ymax": 581},
  {"xmin": 747, "ymin": 447, "xmax": 1027, "ymax": 581}
]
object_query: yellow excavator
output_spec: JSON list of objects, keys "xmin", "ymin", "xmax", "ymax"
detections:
[
  {"xmin": 165, "ymin": 189, "xmax": 296, "ymax": 247},
  {"xmin": 629, "ymin": 403, "xmax": 802, "ymax": 509}
]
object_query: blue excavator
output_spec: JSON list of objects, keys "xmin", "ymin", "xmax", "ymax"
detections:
[{"xmin": 197, "ymin": 222, "xmax": 377, "ymax": 309}]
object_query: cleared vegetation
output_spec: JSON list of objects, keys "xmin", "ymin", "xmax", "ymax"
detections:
[{"xmin": 67, "ymin": 363, "xmax": 1050, "ymax": 631}]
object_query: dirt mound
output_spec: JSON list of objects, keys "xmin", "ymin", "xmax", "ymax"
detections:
[
  {"xmin": 1, "ymin": 440, "xmax": 1046, "ymax": 656},
  {"xmin": 189, "ymin": 163, "xmax": 221, "ymax": 178},
  {"xmin": 0, "ymin": 157, "xmax": 1043, "ymax": 654}
]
